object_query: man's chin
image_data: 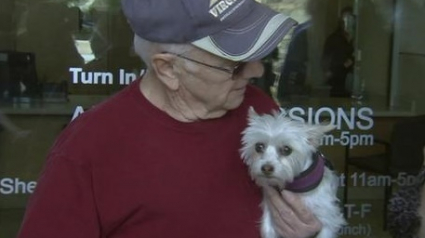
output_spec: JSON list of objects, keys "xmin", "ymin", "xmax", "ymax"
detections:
[
  {"xmin": 225, "ymin": 92, "xmax": 245, "ymax": 109},
  {"xmin": 205, "ymin": 94, "xmax": 245, "ymax": 119},
  {"xmin": 224, "ymin": 99, "xmax": 244, "ymax": 111}
]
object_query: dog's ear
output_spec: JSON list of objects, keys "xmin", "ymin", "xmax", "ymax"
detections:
[
  {"xmin": 248, "ymin": 106, "xmax": 258, "ymax": 119},
  {"xmin": 306, "ymin": 123, "xmax": 336, "ymax": 148},
  {"xmin": 319, "ymin": 123, "xmax": 336, "ymax": 134}
]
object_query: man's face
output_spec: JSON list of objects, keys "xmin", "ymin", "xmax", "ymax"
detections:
[
  {"xmin": 173, "ymin": 49, "xmax": 264, "ymax": 117},
  {"xmin": 342, "ymin": 12, "xmax": 355, "ymax": 39}
]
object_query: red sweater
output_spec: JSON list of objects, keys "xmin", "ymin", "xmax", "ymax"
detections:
[{"xmin": 18, "ymin": 79, "xmax": 278, "ymax": 238}]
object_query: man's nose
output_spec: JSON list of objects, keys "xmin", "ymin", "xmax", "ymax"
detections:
[{"xmin": 239, "ymin": 61, "xmax": 264, "ymax": 79}]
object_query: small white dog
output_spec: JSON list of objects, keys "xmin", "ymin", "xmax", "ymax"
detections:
[{"xmin": 240, "ymin": 108, "xmax": 345, "ymax": 238}]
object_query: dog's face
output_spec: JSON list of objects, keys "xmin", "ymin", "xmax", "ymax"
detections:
[{"xmin": 240, "ymin": 108, "xmax": 334, "ymax": 189}]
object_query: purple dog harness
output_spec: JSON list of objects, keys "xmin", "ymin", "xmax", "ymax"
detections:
[{"xmin": 285, "ymin": 152, "xmax": 326, "ymax": 193}]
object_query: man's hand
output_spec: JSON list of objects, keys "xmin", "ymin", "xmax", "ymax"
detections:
[
  {"xmin": 263, "ymin": 186, "xmax": 322, "ymax": 238},
  {"xmin": 344, "ymin": 58, "xmax": 353, "ymax": 68}
]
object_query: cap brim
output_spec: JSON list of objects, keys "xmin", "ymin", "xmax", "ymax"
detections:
[{"xmin": 192, "ymin": 2, "xmax": 297, "ymax": 62}]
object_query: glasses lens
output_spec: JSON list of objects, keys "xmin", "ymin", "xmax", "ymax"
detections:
[{"xmin": 233, "ymin": 63, "xmax": 246, "ymax": 76}]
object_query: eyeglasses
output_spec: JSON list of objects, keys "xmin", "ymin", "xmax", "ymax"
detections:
[{"xmin": 164, "ymin": 52, "xmax": 246, "ymax": 77}]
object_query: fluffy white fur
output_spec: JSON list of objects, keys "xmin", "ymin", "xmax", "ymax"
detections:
[{"xmin": 240, "ymin": 107, "xmax": 346, "ymax": 238}]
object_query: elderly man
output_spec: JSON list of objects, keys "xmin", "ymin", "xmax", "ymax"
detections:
[{"xmin": 17, "ymin": 0, "xmax": 321, "ymax": 237}]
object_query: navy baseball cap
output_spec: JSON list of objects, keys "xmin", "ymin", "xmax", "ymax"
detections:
[{"xmin": 121, "ymin": 0, "xmax": 297, "ymax": 61}]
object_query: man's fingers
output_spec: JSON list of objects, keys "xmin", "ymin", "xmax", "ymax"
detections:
[
  {"xmin": 281, "ymin": 190, "xmax": 313, "ymax": 218},
  {"xmin": 265, "ymin": 187, "xmax": 322, "ymax": 225},
  {"xmin": 264, "ymin": 187, "xmax": 301, "ymax": 224},
  {"xmin": 264, "ymin": 187, "xmax": 292, "ymax": 217},
  {"xmin": 263, "ymin": 187, "xmax": 323, "ymax": 238},
  {"xmin": 280, "ymin": 190, "xmax": 315, "ymax": 222}
]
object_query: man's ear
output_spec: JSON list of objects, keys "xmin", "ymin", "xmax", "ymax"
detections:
[{"xmin": 151, "ymin": 53, "xmax": 179, "ymax": 90}]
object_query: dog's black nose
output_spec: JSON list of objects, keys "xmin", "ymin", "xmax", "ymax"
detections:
[{"xmin": 261, "ymin": 164, "xmax": 274, "ymax": 175}]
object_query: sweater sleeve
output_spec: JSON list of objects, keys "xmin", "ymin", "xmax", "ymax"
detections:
[{"xmin": 17, "ymin": 153, "xmax": 100, "ymax": 238}]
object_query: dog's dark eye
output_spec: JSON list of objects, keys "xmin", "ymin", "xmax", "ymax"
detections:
[
  {"xmin": 255, "ymin": 143, "xmax": 265, "ymax": 153},
  {"xmin": 279, "ymin": 146, "xmax": 292, "ymax": 156}
]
